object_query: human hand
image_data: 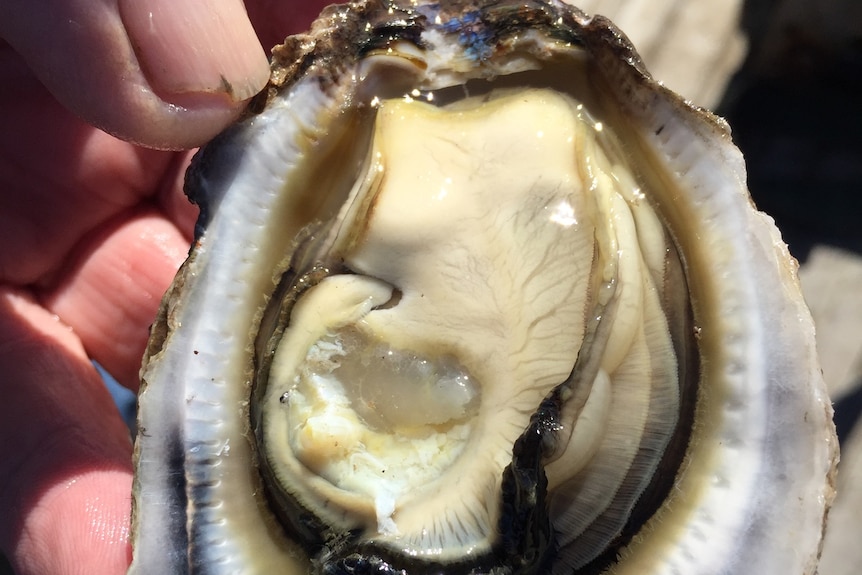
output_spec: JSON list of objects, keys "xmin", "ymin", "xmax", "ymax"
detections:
[{"xmin": 0, "ymin": 1, "xmax": 327, "ymax": 573}]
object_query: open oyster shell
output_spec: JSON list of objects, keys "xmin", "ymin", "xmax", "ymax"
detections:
[{"xmin": 128, "ymin": 1, "xmax": 838, "ymax": 574}]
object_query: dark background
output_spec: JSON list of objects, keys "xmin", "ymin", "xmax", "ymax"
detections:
[{"xmin": 716, "ymin": 0, "xmax": 862, "ymax": 448}]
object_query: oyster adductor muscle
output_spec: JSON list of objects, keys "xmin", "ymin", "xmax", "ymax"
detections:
[{"xmin": 129, "ymin": 1, "xmax": 838, "ymax": 574}]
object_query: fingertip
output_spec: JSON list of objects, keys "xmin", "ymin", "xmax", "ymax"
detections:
[
  {"xmin": 43, "ymin": 210, "xmax": 192, "ymax": 391},
  {"xmin": 2, "ymin": 0, "xmax": 269, "ymax": 149},
  {"xmin": 12, "ymin": 470, "xmax": 133, "ymax": 575},
  {"xmin": 119, "ymin": 0, "xmax": 271, "ymax": 105}
]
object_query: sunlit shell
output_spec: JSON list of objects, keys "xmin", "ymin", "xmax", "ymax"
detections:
[{"xmin": 128, "ymin": 2, "xmax": 838, "ymax": 574}]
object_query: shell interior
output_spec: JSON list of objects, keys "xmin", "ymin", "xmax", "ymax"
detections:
[{"xmin": 128, "ymin": 2, "xmax": 837, "ymax": 575}]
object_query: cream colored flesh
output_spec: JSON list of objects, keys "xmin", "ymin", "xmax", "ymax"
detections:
[{"xmin": 261, "ymin": 89, "xmax": 680, "ymax": 562}]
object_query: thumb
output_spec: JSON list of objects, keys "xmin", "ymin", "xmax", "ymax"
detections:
[{"xmin": 0, "ymin": 0, "xmax": 270, "ymax": 150}]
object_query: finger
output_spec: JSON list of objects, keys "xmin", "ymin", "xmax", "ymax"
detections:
[
  {"xmin": 118, "ymin": 0, "xmax": 267, "ymax": 105},
  {"xmin": 39, "ymin": 208, "xmax": 192, "ymax": 391},
  {"xmin": 0, "ymin": 48, "xmax": 191, "ymax": 287},
  {"xmin": 0, "ymin": 0, "xmax": 270, "ymax": 149},
  {"xmin": 0, "ymin": 290, "xmax": 133, "ymax": 575}
]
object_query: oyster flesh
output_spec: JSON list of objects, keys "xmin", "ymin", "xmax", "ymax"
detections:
[{"xmin": 129, "ymin": 1, "xmax": 838, "ymax": 574}]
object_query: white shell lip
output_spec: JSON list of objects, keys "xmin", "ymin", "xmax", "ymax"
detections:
[{"xmin": 128, "ymin": 2, "xmax": 839, "ymax": 574}]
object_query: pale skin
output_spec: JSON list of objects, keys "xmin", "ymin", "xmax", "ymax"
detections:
[{"xmin": 0, "ymin": 1, "xmax": 328, "ymax": 573}]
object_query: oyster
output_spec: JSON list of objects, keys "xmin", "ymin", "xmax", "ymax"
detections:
[{"xmin": 128, "ymin": 1, "xmax": 838, "ymax": 574}]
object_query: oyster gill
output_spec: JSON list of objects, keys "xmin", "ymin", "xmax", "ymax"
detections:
[{"xmin": 129, "ymin": 1, "xmax": 838, "ymax": 574}]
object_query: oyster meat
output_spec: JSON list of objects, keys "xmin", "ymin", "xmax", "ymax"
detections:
[{"xmin": 128, "ymin": 1, "xmax": 838, "ymax": 574}]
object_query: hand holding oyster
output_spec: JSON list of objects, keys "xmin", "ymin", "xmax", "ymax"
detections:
[{"xmin": 129, "ymin": 1, "xmax": 838, "ymax": 574}]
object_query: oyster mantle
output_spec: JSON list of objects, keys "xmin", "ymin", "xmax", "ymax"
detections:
[{"xmin": 129, "ymin": 1, "xmax": 838, "ymax": 574}]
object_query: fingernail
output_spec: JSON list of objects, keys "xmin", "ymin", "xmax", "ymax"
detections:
[{"xmin": 120, "ymin": 0, "xmax": 271, "ymax": 104}]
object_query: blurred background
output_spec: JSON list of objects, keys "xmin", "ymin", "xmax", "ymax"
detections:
[{"xmin": 2, "ymin": 0, "xmax": 859, "ymax": 573}]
